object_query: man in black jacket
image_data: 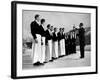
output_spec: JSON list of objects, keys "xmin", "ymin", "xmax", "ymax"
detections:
[
  {"xmin": 45, "ymin": 24, "xmax": 53, "ymax": 61},
  {"xmin": 52, "ymin": 27, "xmax": 58, "ymax": 59},
  {"xmin": 78, "ymin": 23, "xmax": 85, "ymax": 58},
  {"xmin": 65, "ymin": 33, "xmax": 69, "ymax": 55},
  {"xmin": 61, "ymin": 28, "xmax": 66, "ymax": 56},
  {"xmin": 57, "ymin": 28, "xmax": 62, "ymax": 57},
  {"xmin": 40, "ymin": 19, "xmax": 46, "ymax": 64},
  {"xmin": 72, "ymin": 26, "xmax": 76, "ymax": 53},
  {"xmin": 68, "ymin": 32, "xmax": 72, "ymax": 55},
  {"xmin": 30, "ymin": 14, "xmax": 43, "ymax": 65}
]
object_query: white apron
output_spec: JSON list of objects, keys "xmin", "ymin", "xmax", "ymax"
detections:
[
  {"xmin": 52, "ymin": 41, "xmax": 55, "ymax": 58},
  {"xmin": 54, "ymin": 41, "xmax": 58, "ymax": 58},
  {"xmin": 41, "ymin": 37, "xmax": 46, "ymax": 63},
  {"xmin": 32, "ymin": 34, "xmax": 42, "ymax": 64},
  {"xmin": 45, "ymin": 44, "xmax": 49, "ymax": 62},
  {"xmin": 58, "ymin": 41, "xmax": 61, "ymax": 57},
  {"xmin": 62, "ymin": 39, "xmax": 66, "ymax": 55},
  {"xmin": 60, "ymin": 39, "xmax": 65, "ymax": 56},
  {"xmin": 48, "ymin": 40, "xmax": 52, "ymax": 60}
]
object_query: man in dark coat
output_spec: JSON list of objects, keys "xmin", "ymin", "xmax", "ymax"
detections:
[
  {"xmin": 30, "ymin": 14, "xmax": 43, "ymax": 65},
  {"xmin": 78, "ymin": 23, "xmax": 85, "ymax": 58},
  {"xmin": 61, "ymin": 28, "xmax": 66, "ymax": 56},
  {"xmin": 65, "ymin": 33, "xmax": 69, "ymax": 55},
  {"xmin": 68, "ymin": 32, "xmax": 71, "ymax": 55},
  {"xmin": 70, "ymin": 31, "xmax": 73, "ymax": 54},
  {"xmin": 57, "ymin": 28, "xmax": 62, "ymax": 57},
  {"xmin": 72, "ymin": 26, "xmax": 76, "ymax": 53},
  {"xmin": 45, "ymin": 24, "xmax": 53, "ymax": 62},
  {"xmin": 40, "ymin": 19, "xmax": 46, "ymax": 64},
  {"xmin": 52, "ymin": 28, "xmax": 59, "ymax": 59}
]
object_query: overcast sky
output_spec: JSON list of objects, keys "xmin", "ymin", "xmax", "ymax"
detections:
[{"xmin": 22, "ymin": 10, "xmax": 91, "ymax": 39}]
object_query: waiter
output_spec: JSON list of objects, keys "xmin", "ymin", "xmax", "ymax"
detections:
[
  {"xmin": 78, "ymin": 23, "xmax": 85, "ymax": 58},
  {"xmin": 40, "ymin": 19, "xmax": 46, "ymax": 64},
  {"xmin": 50, "ymin": 26, "xmax": 54, "ymax": 60},
  {"xmin": 30, "ymin": 14, "xmax": 43, "ymax": 65},
  {"xmin": 45, "ymin": 24, "xmax": 53, "ymax": 62},
  {"xmin": 62, "ymin": 28, "xmax": 66, "ymax": 56},
  {"xmin": 68, "ymin": 32, "xmax": 71, "ymax": 55},
  {"xmin": 65, "ymin": 33, "xmax": 69, "ymax": 55},
  {"xmin": 52, "ymin": 27, "xmax": 58, "ymax": 59},
  {"xmin": 68, "ymin": 31, "xmax": 73, "ymax": 54},
  {"xmin": 72, "ymin": 26, "xmax": 76, "ymax": 53},
  {"xmin": 57, "ymin": 28, "xmax": 62, "ymax": 57}
]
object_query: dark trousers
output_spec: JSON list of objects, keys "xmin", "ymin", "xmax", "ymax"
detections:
[
  {"xmin": 65, "ymin": 45, "xmax": 69, "ymax": 55},
  {"xmin": 73, "ymin": 43, "xmax": 76, "ymax": 53},
  {"xmin": 80, "ymin": 45, "xmax": 85, "ymax": 58}
]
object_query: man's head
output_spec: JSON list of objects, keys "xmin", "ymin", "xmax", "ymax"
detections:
[
  {"xmin": 62, "ymin": 28, "xmax": 64, "ymax": 32},
  {"xmin": 79, "ymin": 23, "xmax": 83, "ymax": 28},
  {"xmin": 59, "ymin": 28, "xmax": 62, "ymax": 32},
  {"xmin": 35, "ymin": 14, "xmax": 40, "ymax": 22},
  {"xmin": 47, "ymin": 24, "xmax": 51, "ymax": 29},
  {"xmin": 54, "ymin": 27, "xmax": 57, "ymax": 32},
  {"xmin": 73, "ymin": 25, "xmax": 76, "ymax": 30},
  {"xmin": 50, "ymin": 26, "xmax": 53, "ymax": 31},
  {"xmin": 41, "ymin": 19, "xmax": 45, "ymax": 26}
]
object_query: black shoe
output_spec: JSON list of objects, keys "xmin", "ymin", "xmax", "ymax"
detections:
[
  {"xmin": 58, "ymin": 56, "xmax": 61, "ymax": 58},
  {"xmin": 33, "ymin": 62, "xmax": 39, "ymax": 66},
  {"xmin": 49, "ymin": 60, "xmax": 53, "ymax": 62},
  {"xmin": 63, "ymin": 55, "xmax": 65, "ymax": 57},
  {"xmin": 33, "ymin": 62, "xmax": 41, "ymax": 66},
  {"xmin": 44, "ymin": 62, "xmax": 47, "ymax": 63},
  {"xmin": 52, "ymin": 57, "xmax": 57, "ymax": 60},
  {"xmin": 59, "ymin": 56, "xmax": 62, "ymax": 58},
  {"xmin": 40, "ymin": 63, "xmax": 44, "ymax": 65},
  {"xmin": 52, "ymin": 57, "xmax": 55, "ymax": 60},
  {"xmin": 80, "ymin": 57, "xmax": 84, "ymax": 58},
  {"xmin": 60, "ymin": 55, "xmax": 64, "ymax": 57}
]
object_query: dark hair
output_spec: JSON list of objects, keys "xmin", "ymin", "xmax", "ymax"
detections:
[
  {"xmin": 59, "ymin": 28, "xmax": 62, "ymax": 30},
  {"xmin": 54, "ymin": 27, "xmax": 57, "ymax": 30},
  {"xmin": 35, "ymin": 14, "xmax": 39, "ymax": 19},
  {"xmin": 80, "ymin": 23, "xmax": 83, "ymax": 26},
  {"xmin": 47, "ymin": 24, "xmax": 50, "ymax": 28},
  {"xmin": 62, "ymin": 28, "xmax": 64, "ymax": 30},
  {"xmin": 41, "ymin": 19, "xmax": 45, "ymax": 24}
]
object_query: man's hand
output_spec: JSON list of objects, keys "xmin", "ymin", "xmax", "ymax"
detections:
[{"xmin": 35, "ymin": 39, "xmax": 38, "ymax": 43}]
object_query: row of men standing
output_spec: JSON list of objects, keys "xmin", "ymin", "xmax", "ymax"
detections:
[
  {"xmin": 30, "ymin": 14, "xmax": 68, "ymax": 65},
  {"xmin": 30, "ymin": 14, "xmax": 85, "ymax": 66},
  {"xmin": 65, "ymin": 27, "xmax": 77, "ymax": 55}
]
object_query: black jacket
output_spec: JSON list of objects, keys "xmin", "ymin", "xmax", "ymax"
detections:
[
  {"xmin": 62, "ymin": 33, "xmax": 65, "ymax": 39},
  {"xmin": 45, "ymin": 29, "xmax": 52, "ymax": 44},
  {"xmin": 52, "ymin": 32, "xmax": 58, "ymax": 41},
  {"xmin": 78, "ymin": 27, "xmax": 85, "ymax": 45},
  {"xmin": 57, "ymin": 32, "xmax": 62, "ymax": 42},
  {"xmin": 30, "ymin": 21, "xmax": 42, "ymax": 39},
  {"xmin": 57, "ymin": 32, "xmax": 65, "ymax": 41},
  {"xmin": 39, "ymin": 25, "xmax": 46, "ymax": 37}
]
